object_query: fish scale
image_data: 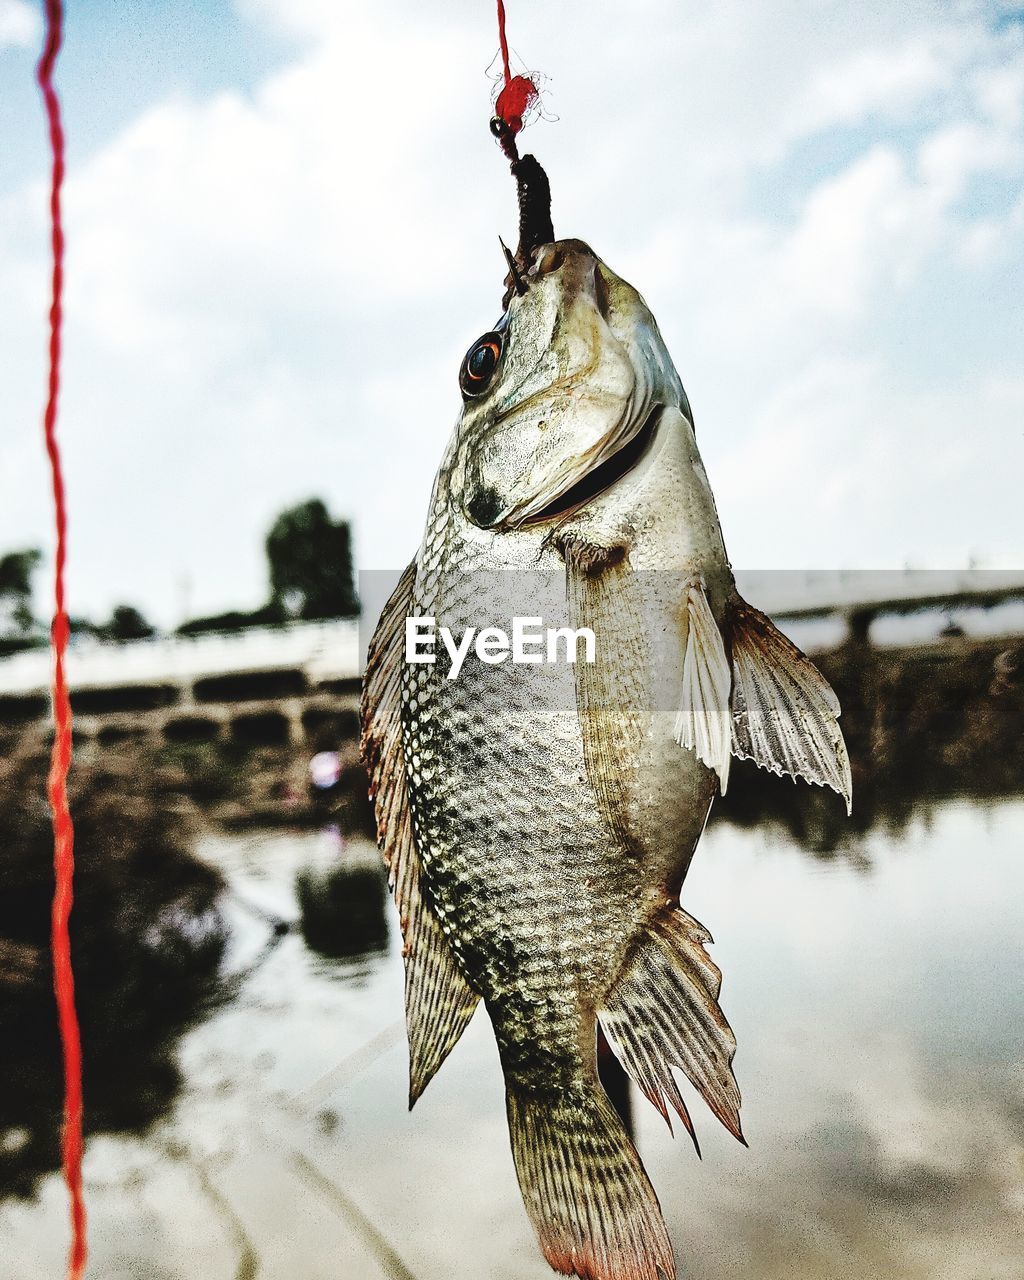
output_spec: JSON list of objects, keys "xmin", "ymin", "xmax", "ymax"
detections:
[{"xmin": 403, "ymin": 500, "xmax": 641, "ymax": 1088}]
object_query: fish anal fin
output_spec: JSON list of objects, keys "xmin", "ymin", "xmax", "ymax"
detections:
[
  {"xmin": 360, "ymin": 564, "xmax": 480, "ymax": 1105},
  {"xmin": 507, "ymin": 1082, "xmax": 676, "ymax": 1280},
  {"xmin": 674, "ymin": 577, "xmax": 732, "ymax": 793},
  {"xmin": 599, "ymin": 906, "xmax": 743, "ymax": 1148},
  {"xmin": 728, "ymin": 597, "xmax": 853, "ymax": 814}
]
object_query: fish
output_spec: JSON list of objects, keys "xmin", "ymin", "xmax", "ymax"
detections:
[{"xmin": 361, "ymin": 214, "xmax": 851, "ymax": 1279}]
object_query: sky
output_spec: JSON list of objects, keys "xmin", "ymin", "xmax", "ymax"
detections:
[{"xmin": 0, "ymin": 0, "xmax": 1022, "ymax": 627}]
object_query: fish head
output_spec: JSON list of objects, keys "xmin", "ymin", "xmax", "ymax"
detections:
[{"xmin": 451, "ymin": 239, "xmax": 688, "ymax": 530}]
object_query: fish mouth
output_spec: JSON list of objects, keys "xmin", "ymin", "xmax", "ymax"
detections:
[{"xmin": 518, "ymin": 406, "xmax": 662, "ymax": 526}]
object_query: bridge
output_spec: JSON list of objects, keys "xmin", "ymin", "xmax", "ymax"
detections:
[
  {"xmin": 0, "ymin": 620, "xmax": 361, "ymax": 748},
  {"xmin": 737, "ymin": 568, "xmax": 1024, "ymax": 644},
  {"xmin": 1, "ymin": 570, "xmax": 1021, "ymax": 746}
]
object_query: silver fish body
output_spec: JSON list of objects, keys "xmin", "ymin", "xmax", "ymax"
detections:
[{"xmin": 362, "ymin": 239, "xmax": 851, "ymax": 1280}]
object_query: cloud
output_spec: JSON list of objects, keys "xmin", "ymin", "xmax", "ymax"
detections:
[
  {"xmin": 794, "ymin": 41, "xmax": 957, "ymax": 136},
  {"xmin": 712, "ymin": 356, "xmax": 1024, "ymax": 570},
  {"xmin": 0, "ymin": 0, "xmax": 1021, "ymax": 626},
  {"xmin": 0, "ymin": 0, "xmax": 37, "ymax": 50}
]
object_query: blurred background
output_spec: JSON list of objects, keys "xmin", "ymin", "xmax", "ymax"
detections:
[{"xmin": 1, "ymin": 1, "xmax": 1022, "ymax": 1278}]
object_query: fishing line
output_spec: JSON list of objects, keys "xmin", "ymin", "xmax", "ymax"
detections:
[
  {"xmin": 492, "ymin": 0, "xmax": 540, "ymax": 152},
  {"xmin": 490, "ymin": 0, "xmax": 554, "ymax": 308},
  {"xmin": 22, "ymin": 9, "xmax": 537, "ymax": 1277},
  {"xmin": 496, "ymin": 0, "xmax": 513, "ymax": 87},
  {"xmin": 36, "ymin": 2, "xmax": 87, "ymax": 1276}
]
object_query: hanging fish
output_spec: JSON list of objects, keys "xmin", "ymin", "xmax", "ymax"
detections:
[{"xmin": 360, "ymin": 147, "xmax": 851, "ymax": 1280}]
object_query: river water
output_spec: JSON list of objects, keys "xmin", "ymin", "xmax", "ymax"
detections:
[{"xmin": 1, "ymin": 797, "xmax": 1022, "ymax": 1280}]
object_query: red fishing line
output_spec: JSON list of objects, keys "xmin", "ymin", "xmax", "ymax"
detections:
[
  {"xmin": 496, "ymin": 0, "xmax": 512, "ymax": 86},
  {"xmin": 494, "ymin": 0, "xmax": 538, "ymax": 136},
  {"xmin": 36, "ymin": 2, "xmax": 87, "ymax": 1277}
]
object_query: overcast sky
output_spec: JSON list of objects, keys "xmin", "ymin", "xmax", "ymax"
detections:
[{"xmin": 1, "ymin": 0, "xmax": 1022, "ymax": 627}]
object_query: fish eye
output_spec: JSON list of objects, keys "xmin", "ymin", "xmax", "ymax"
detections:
[{"xmin": 460, "ymin": 332, "xmax": 503, "ymax": 399}]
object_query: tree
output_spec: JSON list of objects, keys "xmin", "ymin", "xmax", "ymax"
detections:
[
  {"xmin": 105, "ymin": 605, "xmax": 156, "ymax": 642},
  {"xmin": 265, "ymin": 500, "xmax": 358, "ymax": 620},
  {"xmin": 176, "ymin": 603, "xmax": 283, "ymax": 637},
  {"xmin": 0, "ymin": 549, "xmax": 42, "ymax": 635}
]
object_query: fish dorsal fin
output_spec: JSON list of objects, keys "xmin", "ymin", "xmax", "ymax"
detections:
[
  {"xmin": 674, "ymin": 577, "xmax": 733, "ymax": 792},
  {"xmin": 360, "ymin": 563, "xmax": 479, "ymax": 1106},
  {"xmin": 598, "ymin": 905, "xmax": 743, "ymax": 1150},
  {"xmin": 728, "ymin": 597, "xmax": 853, "ymax": 814}
]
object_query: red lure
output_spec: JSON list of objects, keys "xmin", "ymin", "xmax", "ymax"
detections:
[
  {"xmin": 494, "ymin": 0, "xmax": 539, "ymax": 135},
  {"xmin": 37, "ymin": 2, "xmax": 88, "ymax": 1276}
]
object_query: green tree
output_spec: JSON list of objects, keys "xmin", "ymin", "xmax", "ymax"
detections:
[
  {"xmin": 265, "ymin": 499, "xmax": 358, "ymax": 620},
  {"xmin": 0, "ymin": 548, "xmax": 42, "ymax": 634}
]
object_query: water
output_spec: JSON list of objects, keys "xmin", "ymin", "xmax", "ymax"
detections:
[{"xmin": 1, "ymin": 801, "xmax": 1022, "ymax": 1279}]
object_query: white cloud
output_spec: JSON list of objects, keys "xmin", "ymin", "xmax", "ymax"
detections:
[
  {"xmin": 0, "ymin": 0, "xmax": 37, "ymax": 49},
  {"xmin": 0, "ymin": 0, "xmax": 1021, "ymax": 626},
  {"xmin": 713, "ymin": 358, "xmax": 1024, "ymax": 571},
  {"xmin": 962, "ymin": 186, "xmax": 1024, "ymax": 263},
  {"xmin": 797, "ymin": 42, "xmax": 952, "ymax": 133}
]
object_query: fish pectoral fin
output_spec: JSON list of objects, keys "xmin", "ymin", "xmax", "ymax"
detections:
[
  {"xmin": 360, "ymin": 562, "xmax": 480, "ymax": 1106},
  {"xmin": 599, "ymin": 906, "xmax": 742, "ymax": 1149},
  {"xmin": 728, "ymin": 596, "xmax": 853, "ymax": 814},
  {"xmin": 507, "ymin": 1081, "xmax": 675, "ymax": 1280},
  {"xmin": 674, "ymin": 576, "xmax": 733, "ymax": 792}
]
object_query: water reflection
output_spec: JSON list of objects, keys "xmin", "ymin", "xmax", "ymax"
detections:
[
  {"xmin": 0, "ymin": 746, "xmax": 226, "ymax": 1200},
  {"xmin": 1, "ymin": 640, "xmax": 1022, "ymax": 1277},
  {"xmin": 715, "ymin": 637, "xmax": 1024, "ymax": 855},
  {"xmin": 296, "ymin": 833, "xmax": 390, "ymax": 964},
  {"xmin": 648, "ymin": 799, "xmax": 1024, "ymax": 1280}
]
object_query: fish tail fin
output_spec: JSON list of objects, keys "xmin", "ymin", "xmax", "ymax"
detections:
[
  {"xmin": 599, "ymin": 907, "xmax": 743, "ymax": 1149},
  {"xmin": 506, "ymin": 1080, "xmax": 675, "ymax": 1280}
]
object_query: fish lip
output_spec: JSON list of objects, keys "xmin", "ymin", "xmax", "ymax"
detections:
[{"xmin": 512, "ymin": 405, "xmax": 664, "ymax": 529}]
